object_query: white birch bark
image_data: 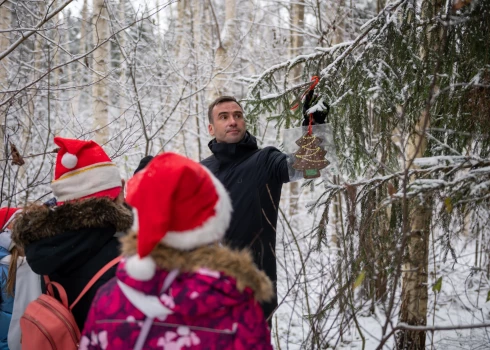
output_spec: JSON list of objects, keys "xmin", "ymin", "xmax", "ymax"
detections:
[
  {"xmin": 397, "ymin": 1, "xmax": 443, "ymax": 348},
  {"xmin": 75, "ymin": 0, "xmax": 89, "ymax": 119},
  {"xmin": 210, "ymin": 0, "xmax": 236, "ymax": 100},
  {"xmin": 288, "ymin": 0, "xmax": 305, "ymax": 220},
  {"xmin": 0, "ymin": 4, "xmax": 10, "ymax": 91},
  {"xmin": 92, "ymin": 0, "xmax": 110, "ymax": 145},
  {"xmin": 0, "ymin": 5, "xmax": 9, "ymax": 178}
]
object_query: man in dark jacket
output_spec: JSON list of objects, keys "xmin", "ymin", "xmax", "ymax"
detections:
[
  {"xmin": 12, "ymin": 137, "xmax": 132, "ymax": 329},
  {"xmin": 201, "ymin": 95, "xmax": 327, "ymax": 322}
]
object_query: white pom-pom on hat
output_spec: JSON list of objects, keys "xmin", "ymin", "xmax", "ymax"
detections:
[
  {"xmin": 61, "ymin": 153, "xmax": 78, "ymax": 169},
  {"xmin": 125, "ymin": 255, "xmax": 156, "ymax": 281}
]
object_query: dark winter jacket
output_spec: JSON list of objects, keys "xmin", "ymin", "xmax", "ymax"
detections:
[
  {"xmin": 12, "ymin": 197, "xmax": 133, "ymax": 329},
  {"xmin": 201, "ymin": 132, "xmax": 289, "ymax": 318},
  {"xmin": 80, "ymin": 232, "xmax": 273, "ymax": 349}
]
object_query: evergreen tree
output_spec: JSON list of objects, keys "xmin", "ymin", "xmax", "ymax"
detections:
[{"xmin": 246, "ymin": 0, "xmax": 490, "ymax": 348}]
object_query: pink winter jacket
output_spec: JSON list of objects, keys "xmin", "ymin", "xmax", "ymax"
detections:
[{"xmin": 80, "ymin": 240, "xmax": 274, "ymax": 350}]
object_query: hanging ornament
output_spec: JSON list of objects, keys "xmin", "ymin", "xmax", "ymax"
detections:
[{"xmin": 292, "ymin": 132, "xmax": 330, "ymax": 179}]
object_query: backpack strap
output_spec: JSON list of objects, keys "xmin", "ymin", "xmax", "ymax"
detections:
[
  {"xmin": 44, "ymin": 275, "xmax": 54, "ymax": 296},
  {"xmin": 44, "ymin": 281, "xmax": 70, "ymax": 309},
  {"xmin": 69, "ymin": 255, "xmax": 122, "ymax": 310}
]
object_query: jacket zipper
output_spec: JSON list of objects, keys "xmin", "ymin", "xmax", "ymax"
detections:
[
  {"xmin": 95, "ymin": 319, "xmax": 236, "ymax": 334},
  {"xmin": 22, "ymin": 314, "xmax": 57, "ymax": 350},
  {"xmin": 36, "ymin": 298, "xmax": 79, "ymax": 345}
]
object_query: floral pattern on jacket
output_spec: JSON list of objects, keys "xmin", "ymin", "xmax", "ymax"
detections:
[{"xmin": 80, "ymin": 244, "xmax": 274, "ymax": 350}]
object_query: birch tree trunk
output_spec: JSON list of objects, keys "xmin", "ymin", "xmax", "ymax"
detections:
[
  {"xmin": 117, "ymin": 0, "xmax": 128, "ymax": 126},
  {"xmin": 173, "ymin": 0, "xmax": 187, "ymax": 60},
  {"xmin": 288, "ymin": 0, "xmax": 305, "ymax": 219},
  {"xmin": 75, "ymin": 0, "xmax": 89, "ymax": 117},
  {"xmin": 397, "ymin": 113, "xmax": 432, "ymax": 350},
  {"xmin": 19, "ymin": 3, "xmax": 46, "ymax": 198},
  {"xmin": 397, "ymin": 1, "xmax": 443, "ymax": 348},
  {"xmin": 210, "ymin": 0, "xmax": 236, "ymax": 100},
  {"xmin": 190, "ymin": 0, "xmax": 204, "ymax": 161},
  {"xmin": 0, "ymin": 0, "xmax": 7, "ymax": 200},
  {"xmin": 53, "ymin": 11, "xmax": 63, "ymax": 136},
  {"xmin": 330, "ymin": 0, "xmax": 345, "ymax": 249},
  {"xmin": 92, "ymin": 0, "xmax": 110, "ymax": 145},
  {"xmin": 170, "ymin": 0, "xmax": 189, "ymax": 156},
  {"xmin": 0, "ymin": 3, "xmax": 11, "ymax": 118}
]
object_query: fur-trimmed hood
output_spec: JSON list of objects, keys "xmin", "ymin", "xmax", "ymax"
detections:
[
  {"xmin": 12, "ymin": 197, "xmax": 132, "ymax": 247},
  {"xmin": 120, "ymin": 231, "xmax": 273, "ymax": 303}
]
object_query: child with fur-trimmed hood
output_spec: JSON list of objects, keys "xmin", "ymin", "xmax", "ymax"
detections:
[
  {"xmin": 80, "ymin": 153, "xmax": 274, "ymax": 350},
  {"xmin": 11, "ymin": 137, "xmax": 132, "ymax": 330}
]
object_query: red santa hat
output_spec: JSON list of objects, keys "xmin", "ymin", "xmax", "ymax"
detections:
[
  {"xmin": 0, "ymin": 207, "xmax": 21, "ymax": 251},
  {"xmin": 0, "ymin": 207, "xmax": 21, "ymax": 231},
  {"xmin": 51, "ymin": 137, "xmax": 122, "ymax": 202},
  {"xmin": 124, "ymin": 152, "xmax": 232, "ymax": 281}
]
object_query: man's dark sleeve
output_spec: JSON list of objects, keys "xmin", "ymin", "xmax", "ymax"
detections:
[{"xmin": 261, "ymin": 147, "xmax": 290, "ymax": 184}]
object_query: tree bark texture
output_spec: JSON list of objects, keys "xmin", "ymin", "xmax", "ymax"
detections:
[
  {"xmin": 397, "ymin": 202, "xmax": 431, "ymax": 349},
  {"xmin": 288, "ymin": 0, "xmax": 305, "ymax": 219},
  {"xmin": 397, "ymin": 1, "xmax": 443, "ymax": 347},
  {"xmin": 211, "ymin": 0, "xmax": 236, "ymax": 99},
  {"xmin": 92, "ymin": 0, "xmax": 110, "ymax": 145},
  {"xmin": 0, "ymin": 4, "xmax": 11, "ymax": 89}
]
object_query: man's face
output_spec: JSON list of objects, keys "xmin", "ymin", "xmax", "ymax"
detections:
[{"xmin": 208, "ymin": 101, "xmax": 247, "ymax": 143}]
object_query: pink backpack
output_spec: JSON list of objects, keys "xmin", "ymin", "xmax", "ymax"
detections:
[{"xmin": 19, "ymin": 256, "xmax": 121, "ymax": 350}]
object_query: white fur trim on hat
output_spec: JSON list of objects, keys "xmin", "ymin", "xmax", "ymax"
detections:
[
  {"xmin": 160, "ymin": 169, "xmax": 232, "ymax": 250},
  {"xmin": 61, "ymin": 153, "xmax": 78, "ymax": 169},
  {"xmin": 125, "ymin": 255, "xmax": 157, "ymax": 281},
  {"xmin": 51, "ymin": 162, "xmax": 121, "ymax": 202}
]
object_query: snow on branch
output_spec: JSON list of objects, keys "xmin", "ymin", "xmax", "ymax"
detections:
[
  {"xmin": 244, "ymin": 0, "xmax": 408, "ymax": 103},
  {"xmin": 323, "ymin": 157, "xmax": 490, "ymax": 208}
]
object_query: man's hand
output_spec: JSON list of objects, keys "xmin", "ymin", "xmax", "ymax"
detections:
[{"xmin": 302, "ymin": 90, "xmax": 330, "ymax": 126}]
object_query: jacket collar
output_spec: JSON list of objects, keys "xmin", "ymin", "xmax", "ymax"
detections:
[
  {"xmin": 119, "ymin": 231, "xmax": 273, "ymax": 303},
  {"xmin": 12, "ymin": 197, "xmax": 132, "ymax": 247},
  {"xmin": 208, "ymin": 131, "xmax": 259, "ymax": 164}
]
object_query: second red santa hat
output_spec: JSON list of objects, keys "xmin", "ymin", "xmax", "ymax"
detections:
[
  {"xmin": 51, "ymin": 137, "xmax": 122, "ymax": 202},
  {"xmin": 124, "ymin": 152, "xmax": 232, "ymax": 281},
  {"xmin": 0, "ymin": 207, "xmax": 21, "ymax": 231},
  {"xmin": 0, "ymin": 207, "xmax": 22, "ymax": 251}
]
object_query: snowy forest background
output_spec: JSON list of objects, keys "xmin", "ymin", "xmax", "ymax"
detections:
[{"xmin": 1, "ymin": 0, "xmax": 489, "ymax": 349}]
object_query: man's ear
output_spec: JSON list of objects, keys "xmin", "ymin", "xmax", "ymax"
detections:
[{"xmin": 208, "ymin": 123, "xmax": 215, "ymax": 137}]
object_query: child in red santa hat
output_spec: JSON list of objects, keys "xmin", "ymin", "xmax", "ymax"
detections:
[
  {"xmin": 11, "ymin": 137, "xmax": 133, "ymax": 331},
  {"xmin": 81, "ymin": 152, "xmax": 273, "ymax": 350}
]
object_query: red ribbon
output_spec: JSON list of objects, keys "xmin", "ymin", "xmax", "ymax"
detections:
[
  {"xmin": 307, "ymin": 76, "xmax": 319, "ymax": 135},
  {"xmin": 290, "ymin": 75, "xmax": 320, "ymax": 111},
  {"xmin": 309, "ymin": 75, "xmax": 319, "ymax": 91}
]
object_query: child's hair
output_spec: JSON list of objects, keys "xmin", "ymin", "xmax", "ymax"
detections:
[{"xmin": 7, "ymin": 246, "xmax": 23, "ymax": 296}]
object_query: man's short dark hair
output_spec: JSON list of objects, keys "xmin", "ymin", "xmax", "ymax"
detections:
[{"xmin": 207, "ymin": 96, "xmax": 244, "ymax": 124}]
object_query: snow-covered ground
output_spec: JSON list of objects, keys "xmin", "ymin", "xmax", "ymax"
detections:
[{"xmin": 272, "ymin": 186, "xmax": 490, "ymax": 349}]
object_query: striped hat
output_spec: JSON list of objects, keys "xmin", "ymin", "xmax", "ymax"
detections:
[{"xmin": 51, "ymin": 137, "xmax": 121, "ymax": 202}]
